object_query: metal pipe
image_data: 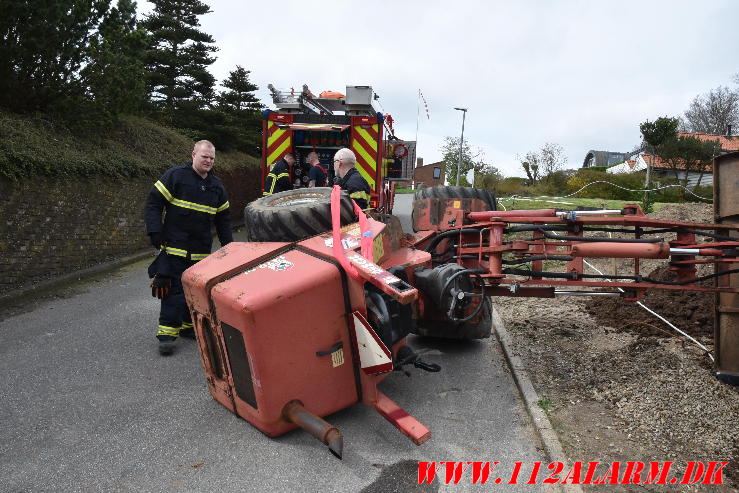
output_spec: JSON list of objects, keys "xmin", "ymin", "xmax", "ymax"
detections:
[
  {"xmin": 282, "ymin": 400, "xmax": 344, "ymax": 459},
  {"xmin": 454, "ymin": 107, "xmax": 467, "ymax": 186},
  {"xmin": 670, "ymin": 248, "xmax": 725, "ymax": 256},
  {"xmin": 556, "ymin": 209, "xmax": 623, "ymax": 217}
]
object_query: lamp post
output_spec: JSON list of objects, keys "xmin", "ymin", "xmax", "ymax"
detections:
[{"xmin": 454, "ymin": 107, "xmax": 467, "ymax": 186}]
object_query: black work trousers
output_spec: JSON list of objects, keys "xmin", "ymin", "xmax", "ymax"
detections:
[{"xmin": 155, "ymin": 255, "xmax": 196, "ymax": 339}]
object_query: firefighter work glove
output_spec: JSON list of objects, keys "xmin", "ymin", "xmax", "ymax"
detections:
[
  {"xmin": 150, "ymin": 275, "xmax": 172, "ymax": 299},
  {"xmin": 149, "ymin": 232, "xmax": 163, "ymax": 250}
]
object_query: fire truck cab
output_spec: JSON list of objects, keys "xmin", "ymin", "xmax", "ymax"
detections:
[{"xmin": 261, "ymin": 84, "xmax": 396, "ymax": 211}]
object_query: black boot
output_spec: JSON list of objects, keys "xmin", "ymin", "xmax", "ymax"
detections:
[{"xmin": 157, "ymin": 335, "xmax": 176, "ymax": 356}]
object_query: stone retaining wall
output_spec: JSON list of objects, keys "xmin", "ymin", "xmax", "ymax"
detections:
[{"xmin": 0, "ymin": 166, "xmax": 260, "ymax": 295}]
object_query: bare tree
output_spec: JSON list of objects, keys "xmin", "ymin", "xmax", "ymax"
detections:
[
  {"xmin": 538, "ymin": 142, "xmax": 566, "ymax": 176},
  {"xmin": 521, "ymin": 151, "xmax": 540, "ymax": 184},
  {"xmin": 683, "ymin": 86, "xmax": 739, "ymax": 134}
]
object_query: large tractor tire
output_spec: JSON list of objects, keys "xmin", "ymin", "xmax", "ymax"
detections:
[
  {"xmin": 414, "ymin": 185, "xmax": 497, "ymax": 211},
  {"xmin": 412, "ymin": 186, "xmax": 497, "ymax": 232},
  {"xmin": 244, "ymin": 188, "xmax": 356, "ymax": 242}
]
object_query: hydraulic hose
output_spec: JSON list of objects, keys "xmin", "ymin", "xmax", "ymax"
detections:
[
  {"xmin": 538, "ymin": 229, "xmax": 663, "ymax": 243},
  {"xmin": 502, "ymin": 255, "xmax": 574, "ymax": 265},
  {"xmin": 424, "ymin": 228, "xmax": 482, "ymax": 254}
]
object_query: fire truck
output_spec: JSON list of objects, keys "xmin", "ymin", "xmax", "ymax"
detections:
[{"xmin": 261, "ymin": 84, "xmax": 397, "ymax": 212}]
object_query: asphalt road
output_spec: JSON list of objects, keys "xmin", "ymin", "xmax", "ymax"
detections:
[{"xmin": 0, "ymin": 193, "xmax": 547, "ymax": 492}]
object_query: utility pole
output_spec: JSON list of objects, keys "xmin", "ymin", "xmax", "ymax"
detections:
[{"xmin": 454, "ymin": 107, "xmax": 467, "ymax": 186}]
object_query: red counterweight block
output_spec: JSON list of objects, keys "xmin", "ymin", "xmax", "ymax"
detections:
[{"xmin": 183, "ymin": 245, "xmax": 361, "ymax": 437}]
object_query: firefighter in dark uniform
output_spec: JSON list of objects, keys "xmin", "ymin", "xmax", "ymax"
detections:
[
  {"xmin": 334, "ymin": 147, "xmax": 371, "ymax": 209},
  {"xmin": 306, "ymin": 151, "xmax": 326, "ymax": 187},
  {"xmin": 263, "ymin": 152, "xmax": 295, "ymax": 195},
  {"xmin": 145, "ymin": 140, "xmax": 233, "ymax": 356}
]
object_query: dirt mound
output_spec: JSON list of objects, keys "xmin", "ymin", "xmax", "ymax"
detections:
[{"xmin": 584, "ymin": 266, "xmax": 715, "ymax": 337}]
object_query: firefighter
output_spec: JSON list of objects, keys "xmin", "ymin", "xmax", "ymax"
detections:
[
  {"xmin": 306, "ymin": 151, "xmax": 326, "ymax": 187},
  {"xmin": 263, "ymin": 152, "xmax": 295, "ymax": 195},
  {"xmin": 333, "ymin": 148, "xmax": 371, "ymax": 209},
  {"xmin": 145, "ymin": 140, "xmax": 233, "ymax": 356}
]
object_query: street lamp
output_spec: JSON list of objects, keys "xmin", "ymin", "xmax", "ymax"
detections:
[{"xmin": 454, "ymin": 107, "xmax": 467, "ymax": 186}]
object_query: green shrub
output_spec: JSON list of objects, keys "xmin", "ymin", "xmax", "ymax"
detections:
[
  {"xmin": 0, "ymin": 111, "xmax": 258, "ymax": 181},
  {"xmin": 496, "ymin": 177, "xmax": 530, "ymax": 196}
]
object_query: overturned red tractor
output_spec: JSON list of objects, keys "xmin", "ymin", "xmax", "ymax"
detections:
[{"xmin": 183, "ymin": 173, "xmax": 739, "ymax": 458}]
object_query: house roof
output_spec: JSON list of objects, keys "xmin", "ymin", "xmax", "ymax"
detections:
[
  {"xmin": 678, "ymin": 132, "xmax": 739, "ymax": 151},
  {"xmin": 641, "ymin": 153, "xmax": 712, "ymax": 171},
  {"xmin": 638, "ymin": 131, "xmax": 736, "ymax": 171}
]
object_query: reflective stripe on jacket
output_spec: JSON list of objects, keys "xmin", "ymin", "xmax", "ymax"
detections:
[
  {"xmin": 339, "ymin": 167, "xmax": 371, "ymax": 209},
  {"xmin": 263, "ymin": 159, "xmax": 291, "ymax": 195}
]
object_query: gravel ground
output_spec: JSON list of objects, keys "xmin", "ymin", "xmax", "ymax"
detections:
[{"xmin": 495, "ymin": 203, "xmax": 739, "ymax": 491}]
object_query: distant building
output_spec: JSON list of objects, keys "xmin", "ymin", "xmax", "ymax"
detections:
[
  {"xmin": 590, "ymin": 128, "xmax": 739, "ymax": 187},
  {"xmin": 583, "ymin": 150, "xmax": 631, "ymax": 168},
  {"xmin": 414, "ymin": 159, "xmax": 445, "ymax": 187}
]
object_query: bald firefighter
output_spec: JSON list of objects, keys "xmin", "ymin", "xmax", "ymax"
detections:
[
  {"xmin": 145, "ymin": 140, "xmax": 233, "ymax": 356},
  {"xmin": 333, "ymin": 148, "xmax": 371, "ymax": 209}
]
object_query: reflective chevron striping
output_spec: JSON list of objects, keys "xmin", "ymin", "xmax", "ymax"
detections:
[{"xmin": 266, "ymin": 121, "xmax": 292, "ymax": 165}]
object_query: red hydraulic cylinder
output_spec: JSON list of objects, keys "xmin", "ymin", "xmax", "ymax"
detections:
[{"xmin": 571, "ymin": 242, "xmax": 670, "ymax": 258}]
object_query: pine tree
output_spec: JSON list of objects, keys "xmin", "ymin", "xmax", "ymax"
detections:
[
  {"xmin": 143, "ymin": 0, "xmax": 217, "ymax": 120},
  {"xmin": 212, "ymin": 66, "xmax": 264, "ymax": 152},
  {"xmin": 0, "ymin": 0, "xmax": 109, "ymax": 113},
  {"xmin": 216, "ymin": 66, "xmax": 263, "ymax": 112},
  {"xmin": 82, "ymin": 0, "xmax": 149, "ymax": 118}
]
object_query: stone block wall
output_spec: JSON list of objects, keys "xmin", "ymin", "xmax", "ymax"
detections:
[{"xmin": 0, "ymin": 166, "xmax": 260, "ymax": 295}]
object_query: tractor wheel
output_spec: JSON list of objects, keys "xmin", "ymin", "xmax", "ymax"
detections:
[
  {"xmin": 412, "ymin": 186, "xmax": 497, "ymax": 232},
  {"xmin": 414, "ymin": 185, "xmax": 497, "ymax": 211},
  {"xmin": 412, "ymin": 296, "xmax": 493, "ymax": 340},
  {"xmin": 244, "ymin": 187, "xmax": 356, "ymax": 242}
]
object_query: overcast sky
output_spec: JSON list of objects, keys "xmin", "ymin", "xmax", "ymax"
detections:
[{"xmin": 139, "ymin": 0, "xmax": 738, "ymax": 176}]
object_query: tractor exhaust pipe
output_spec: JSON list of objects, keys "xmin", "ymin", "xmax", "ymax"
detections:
[{"xmin": 282, "ymin": 400, "xmax": 344, "ymax": 459}]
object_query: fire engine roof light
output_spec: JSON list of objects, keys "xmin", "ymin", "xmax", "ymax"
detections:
[{"xmin": 262, "ymin": 109, "xmax": 270, "ymax": 116}]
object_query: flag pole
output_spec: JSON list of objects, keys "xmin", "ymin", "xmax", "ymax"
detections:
[{"xmin": 413, "ymin": 89, "xmax": 420, "ymax": 188}]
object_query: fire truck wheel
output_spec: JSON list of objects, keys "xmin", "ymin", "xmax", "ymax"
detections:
[
  {"xmin": 244, "ymin": 188, "xmax": 356, "ymax": 242},
  {"xmin": 413, "ymin": 186, "xmax": 497, "ymax": 212},
  {"xmin": 412, "ymin": 296, "xmax": 492, "ymax": 340}
]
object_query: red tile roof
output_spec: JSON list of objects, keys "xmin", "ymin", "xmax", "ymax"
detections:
[
  {"xmin": 678, "ymin": 132, "xmax": 739, "ymax": 151},
  {"xmin": 642, "ymin": 154, "xmax": 712, "ymax": 171},
  {"xmin": 640, "ymin": 132, "xmax": 737, "ymax": 171}
]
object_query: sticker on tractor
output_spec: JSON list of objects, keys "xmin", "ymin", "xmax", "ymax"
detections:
[
  {"xmin": 262, "ymin": 255, "xmax": 294, "ymax": 272},
  {"xmin": 352, "ymin": 311, "xmax": 392, "ymax": 375},
  {"xmin": 324, "ymin": 237, "xmax": 360, "ymax": 250},
  {"xmin": 340, "ymin": 224, "xmax": 361, "ymax": 236},
  {"xmin": 453, "ymin": 200, "xmax": 461, "ymax": 209},
  {"xmin": 331, "ymin": 348, "xmax": 345, "ymax": 368},
  {"xmin": 372, "ymin": 233, "xmax": 384, "ymax": 262},
  {"xmin": 347, "ymin": 253, "xmax": 385, "ymax": 276}
]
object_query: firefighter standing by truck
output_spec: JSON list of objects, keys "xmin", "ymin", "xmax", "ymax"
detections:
[
  {"xmin": 145, "ymin": 140, "xmax": 233, "ymax": 356},
  {"xmin": 263, "ymin": 152, "xmax": 296, "ymax": 195},
  {"xmin": 334, "ymin": 148, "xmax": 370, "ymax": 209},
  {"xmin": 306, "ymin": 151, "xmax": 326, "ymax": 187}
]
